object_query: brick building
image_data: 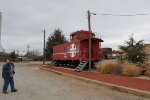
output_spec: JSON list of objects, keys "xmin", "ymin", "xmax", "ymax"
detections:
[
  {"xmin": 102, "ymin": 48, "xmax": 112, "ymax": 59},
  {"xmin": 144, "ymin": 44, "xmax": 150, "ymax": 61}
]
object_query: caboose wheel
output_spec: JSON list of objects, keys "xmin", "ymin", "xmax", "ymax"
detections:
[{"xmin": 72, "ymin": 60, "xmax": 80, "ymax": 68}]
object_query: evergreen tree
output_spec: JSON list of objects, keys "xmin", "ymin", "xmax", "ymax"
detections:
[
  {"xmin": 119, "ymin": 36, "xmax": 147, "ymax": 64},
  {"xmin": 9, "ymin": 51, "xmax": 17, "ymax": 60},
  {"xmin": 45, "ymin": 28, "xmax": 67, "ymax": 60}
]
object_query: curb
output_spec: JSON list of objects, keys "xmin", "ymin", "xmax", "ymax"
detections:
[{"xmin": 40, "ymin": 67, "xmax": 150, "ymax": 98}]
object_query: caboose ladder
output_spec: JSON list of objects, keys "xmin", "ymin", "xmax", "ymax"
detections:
[{"xmin": 75, "ymin": 60, "xmax": 88, "ymax": 71}]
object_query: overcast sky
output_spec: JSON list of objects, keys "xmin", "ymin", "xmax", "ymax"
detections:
[{"xmin": 0, "ymin": 0, "xmax": 150, "ymax": 55}]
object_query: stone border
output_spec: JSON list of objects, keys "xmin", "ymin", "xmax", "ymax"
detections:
[{"xmin": 41, "ymin": 67, "xmax": 150, "ymax": 98}]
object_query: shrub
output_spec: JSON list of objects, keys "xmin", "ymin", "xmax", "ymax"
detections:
[
  {"xmin": 96, "ymin": 62, "xmax": 101, "ymax": 72},
  {"xmin": 96, "ymin": 60, "xmax": 122, "ymax": 75},
  {"xmin": 144, "ymin": 70, "xmax": 150, "ymax": 77},
  {"xmin": 122, "ymin": 63, "xmax": 141, "ymax": 77},
  {"xmin": 111, "ymin": 65, "xmax": 123, "ymax": 75}
]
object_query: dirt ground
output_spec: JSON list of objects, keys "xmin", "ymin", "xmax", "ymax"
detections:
[{"xmin": 0, "ymin": 61, "xmax": 149, "ymax": 100}]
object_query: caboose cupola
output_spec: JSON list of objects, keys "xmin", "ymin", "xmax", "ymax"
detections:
[{"xmin": 70, "ymin": 30, "xmax": 95, "ymax": 41}]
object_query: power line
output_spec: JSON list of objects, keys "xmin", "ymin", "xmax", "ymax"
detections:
[{"xmin": 98, "ymin": 13, "xmax": 149, "ymax": 16}]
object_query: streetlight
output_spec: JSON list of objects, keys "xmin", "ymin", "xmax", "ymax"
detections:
[{"xmin": 87, "ymin": 10, "xmax": 96, "ymax": 71}]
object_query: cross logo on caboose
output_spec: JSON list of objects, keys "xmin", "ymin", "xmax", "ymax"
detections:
[{"xmin": 70, "ymin": 44, "xmax": 76, "ymax": 57}]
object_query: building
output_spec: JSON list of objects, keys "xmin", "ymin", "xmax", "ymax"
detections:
[
  {"xmin": 112, "ymin": 50, "xmax": 123, "ymax": 59},
  {"xmin": 101, "ymin": 48, "xmax": 124, "ymax": 59},
  {"xmin": 144, "ymin": 44, "xmax": 150, "ymax": 61},
  {"xmin": 102, "ymin": 48, "xmax": 112, "ymax": 59}
]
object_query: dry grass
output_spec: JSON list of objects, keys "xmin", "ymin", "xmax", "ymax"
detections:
[
  {"xmin": 144, "ymin": 70, "xmax": 150, "ymax": 77},
  {"xmin": 122, "ymin": 63, "xmax": 141, "ymax": 77},
  {"xmin": 96, "ymin": 60, "xmax": 122, "ymax": 75},
  {"xmin": 96, "ymin": 60, "xmax": 143, "ymax": 77}
]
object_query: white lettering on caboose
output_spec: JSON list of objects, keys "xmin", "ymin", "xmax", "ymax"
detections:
[{"xmin": 70, "ymin": 44, "xmax": 76, "ymax": 57}]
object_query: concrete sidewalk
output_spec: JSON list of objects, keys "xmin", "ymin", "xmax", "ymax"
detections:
[{"xmin": 41, "ymin": 65, "xmax": 150, "ymax": 98}]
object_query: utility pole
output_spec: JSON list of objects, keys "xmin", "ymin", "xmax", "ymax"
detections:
[
  {"xmin": 27, "ymin": 44, "xmax": 30, "ymax": 61},
  {"xmin": 87, "ymin": 10, "xmax": 92, "ymax": 71},
  {"xmin": 0, "ymin": 12, "xmax": 4, "ymax": 54},
  {"xmin": 43, "ymin": 29, "xmax": 46, "ymax": 64},
  {"xmin": 27, "ymin": 45, "xmax": 29, "ymax": 52},
  {"xmin": 27, "ymin": 45, "xmax": 30, "ymax": 61},
  {"xmin": 87, "ymin": 10, "xmax": 96, "ymax": 71}
]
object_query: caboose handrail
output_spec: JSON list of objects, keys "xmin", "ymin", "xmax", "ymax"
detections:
[{"xmin": 80, "ymin": 48, "xmax": 87, "ymax": 61}]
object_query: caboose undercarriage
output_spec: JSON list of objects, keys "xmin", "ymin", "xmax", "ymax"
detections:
[{"xmin": 53, "ymin": 60, "xmax": 95, "ymax": 69}]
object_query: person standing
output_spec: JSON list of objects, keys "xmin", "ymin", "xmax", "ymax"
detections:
[{"xmin": 2, "ymin": 59, "xmax": 17, "ymax": 94}]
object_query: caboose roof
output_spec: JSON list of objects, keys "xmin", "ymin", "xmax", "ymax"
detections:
[
  {"xmin": 80, "ymin": 38, "xmax": 104, "ymax": 42},
  {"xmin": 70, "ymin": 30, "xmax": 89, "ymax": 35}
]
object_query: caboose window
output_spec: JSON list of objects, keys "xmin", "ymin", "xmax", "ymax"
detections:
[
  {"xmin": 76, "ymin": 33, "xmax": 81, "ymax": 39},
  {"xmin": 67, "ymin": 46, "xmax": 70, "ymax": 52},
  {"xmin": 72, "ymin": 34, "xmax": 76, "ymax": 39},
  {"xmin": 99, "ymin": 42, "xmax": 101, "ymax": 48},
  {"xmin": 70, "ymin": 35, "xmax": 72, "ymax": 40}
]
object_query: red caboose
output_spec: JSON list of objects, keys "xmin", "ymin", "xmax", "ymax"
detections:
[{"xmin": 53, "ymin": 30, "xmax": 103, "ymax": 67}]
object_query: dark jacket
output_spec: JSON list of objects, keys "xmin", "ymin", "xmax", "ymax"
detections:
[{"xmin": 2, "ymin": 63, "xmax": 11, "ymax": 79}]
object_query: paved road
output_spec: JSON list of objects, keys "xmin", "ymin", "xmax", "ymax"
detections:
[{"xmin": 0, "ymin": 62, "xmax": 149, "ymax": 100}]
